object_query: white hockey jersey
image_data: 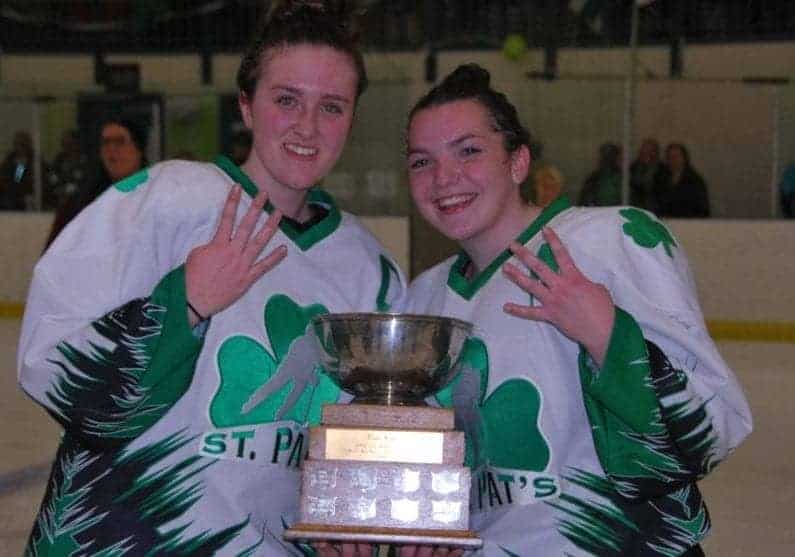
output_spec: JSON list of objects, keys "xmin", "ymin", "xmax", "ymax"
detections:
[
  {"xmin": 405, "ymin": 196, "xmax": 752, "ymax": 556},
  {"xmin": 18, "ymin": 156, "xmax": 406, "ymax": 556}
]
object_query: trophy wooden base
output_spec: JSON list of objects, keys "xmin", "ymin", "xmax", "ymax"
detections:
[
  {"xmin": 290, "ymin": 403, "xmax": 481, "ymax": 550},
  {"xmin": 284, "ymin": 523, "xmax": 483, "ymax": 549}
]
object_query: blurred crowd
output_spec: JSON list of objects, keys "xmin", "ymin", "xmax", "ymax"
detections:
[
  {"xmin": 0, "ymin": 129, "xmax": 90, "ymax": 213},
  {"xmin": 0, "ymin": 122, "xmax": 254, "ymax": 246},
  {"xmin": 531, "ymin": 138, "xmax": 716, "ymax": 219},
  {"xmin": 3, "ymin": 126, "xmax": 792, "ymax": 222},
  {"xmin": 578, "ymin": 138, "xmax": 711, "ymax": 218}
]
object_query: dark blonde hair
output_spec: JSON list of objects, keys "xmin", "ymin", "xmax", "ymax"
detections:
[{"xmin": 236, "ymin": 0, "xmax": 368, "ymax": 100}]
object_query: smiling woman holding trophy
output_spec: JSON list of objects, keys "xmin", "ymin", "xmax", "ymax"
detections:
[
  {"xmin": 16, "ymin": 2, "xmax": 406, "ymax": 555},
  {"xmin": 402, "ymin": 63, "xmax": 752, "ymax": 556}
]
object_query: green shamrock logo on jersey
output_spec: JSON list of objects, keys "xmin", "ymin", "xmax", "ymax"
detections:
[
  {"xmin": 209, "ymin": 294, "xmax": 339, "ymax": 427},
  {"xmin": 620, "ymin": 208, "xmax": 677, "ymax": 257},
  {"xmin": 436, "ymin": 337, "xmax": 550, "ymax": 471}
]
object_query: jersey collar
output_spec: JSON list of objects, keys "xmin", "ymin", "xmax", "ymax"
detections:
[
  {"xmin": 213, "ymin": 155, "xmax": 341, "ymax": 251},
  {"xmin": 447, "ymin": 195, "xmax": 571, "ymax": 300}
]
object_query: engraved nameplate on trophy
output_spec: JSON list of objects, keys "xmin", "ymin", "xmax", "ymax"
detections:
[{"xmin": 311, "ymin": 426, "xmax": 465, "ymax": 464}]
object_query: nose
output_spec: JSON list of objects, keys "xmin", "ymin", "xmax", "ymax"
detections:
[
  {"xmin": 434, "ymin": 158, "xmax": 459, "ymax": 189},
  {"xmin": 294, "ymin": 106, "xmax": 318, "ymax": 138}
]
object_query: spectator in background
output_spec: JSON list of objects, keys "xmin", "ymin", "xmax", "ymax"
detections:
[
  {"xmin": 656, "ymin": 142, "xmax": 710, "ymax": 218},
  {"xmin": 630, "ymin": 137, "xmax": 668, "ymax": 213},
  {"xmin": 46, "ymin": 129, "xmax": 88, "ymax": 211},
  {"xmin": 532, "ymin": 163, "xmax": 564, "ymax": 207},
  {"xmin": 779, "ymin": 161, "xmax": 795, "ymax": 218},
  {"xmin": 579, "ymin": 141, "xmax": 622, "ymax": 206},
  {"xmin": 0, "ymin": 130, "xmax": 37, "ymax": 210},
  {"xmin": 45, "ymin": 117, "xmax": 147, "ymax": 248}
]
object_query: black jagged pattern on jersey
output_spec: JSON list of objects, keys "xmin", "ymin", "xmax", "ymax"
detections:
[
  {"xmin": 553, "ymin": 468, "xmax": 708, "ymax": 556},
  {"xmin": 26, "ymin": 432, "xmax": 257, "ymax": 556},
  {"xmin": 45, "ymin": 298, "xmax": 168, "ymax": 443},
  {"xmin": 553, "ymin": 340, "xmax": 715, "ymax": 555},
  {"xmin": 646, "ymin": 341, "xmax": 720, "ymax": 477}
]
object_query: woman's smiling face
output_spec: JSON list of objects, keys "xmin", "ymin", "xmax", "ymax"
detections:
[
  {"xmin": 239, "ymin": 43, "xmax": 358, "ymax": 207},
  {"xmin": 407, "ymin": 99, "xmax": 528, "ymax": 248}
]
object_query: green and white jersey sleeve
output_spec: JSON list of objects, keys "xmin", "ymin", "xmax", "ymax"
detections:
[
  {"xmin": 405, "ymin": 197, "xmax": 751, "ymax": 556},
  {"xmin": 17, "ymin": 156, "xmax": 406, "ymax": 556},
  {"xmin": 19, "ymin": 161, "xmax": 221, "ymax": 446}
]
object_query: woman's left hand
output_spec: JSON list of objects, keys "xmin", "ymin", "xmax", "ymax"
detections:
[
  {"xmin": 312, "ymin": 543, "xmax": 464, "ymax": 557},
  {"xmin": 502, "ymin": 227, "xmax": 615, "ymax": 367},
  {"xmin": 313, "ymin": 542, "xmax": 373, "ymax": 557}
]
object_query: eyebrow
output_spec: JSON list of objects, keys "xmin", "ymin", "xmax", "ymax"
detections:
[
  {"xmin": 407, "ymin": 132, "xmax": 482, "ymax": 156},
  {"xmin": 449, "ymin": 133, "xmax": 480, "ymax": 147},
  {"xmin": 271, "ymin": 85, "xmax": 352, "ymax": 104}
]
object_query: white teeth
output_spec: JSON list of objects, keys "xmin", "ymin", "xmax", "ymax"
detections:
[
  {"xmin": 285, "ymin": 144, "xmax": 317, "ymax": 156},
  {"xmin": 436, "ymin": 194, "xmax": 474, "ymax": 209}
]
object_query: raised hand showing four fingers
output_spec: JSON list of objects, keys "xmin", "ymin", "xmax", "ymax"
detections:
[
  {"xmin": 185, "ymin": 185, "xmax": 287, "ymax": 324},
  {"xmin": 502, "ymin": 227, "xmax": 615, "ymax": 366}
]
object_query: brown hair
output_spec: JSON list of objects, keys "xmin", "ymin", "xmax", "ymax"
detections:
[
  {"xmin": 409, "ymin": 63, "xmax": 531, "ymax": 154},
  {"xmin": 236, "ymin": 0, "xmax": 368, "ymax": 101}
]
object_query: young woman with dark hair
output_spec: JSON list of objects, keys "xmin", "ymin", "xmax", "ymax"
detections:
[
  {"xmin": 18, "ymin": 2, "xmax": 406, "ymax": 555},
  {"xmin": 404, "ymin": 64, "xmax": 750, "ymax": 556}
]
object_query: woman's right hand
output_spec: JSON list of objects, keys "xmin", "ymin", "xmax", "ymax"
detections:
[
  {"xmin": 314, "ymin": 542, "xmax": 374, "ymax": 557},
  {"xmin": 185, "ymin": 185, "xmax": 287, "ymax": 324},
  {"xmin": 313, "ymin": 543, "xmax": 464, "ymax": 557}
]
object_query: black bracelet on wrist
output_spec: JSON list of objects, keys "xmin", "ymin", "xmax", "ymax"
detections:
[{"xmin": 186, "ymin": 299, "xmax": 207, "ymax": 322}]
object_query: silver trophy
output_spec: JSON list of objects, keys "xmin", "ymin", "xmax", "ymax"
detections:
[{"xmin": 283, "ymin": 313, "xmax": 483, "ymax": 549}]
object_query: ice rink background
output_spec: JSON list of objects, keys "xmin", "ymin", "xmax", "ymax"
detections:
[{"xmin": 1, "ymin": 317, "xmax": 793, "ymax": 555}]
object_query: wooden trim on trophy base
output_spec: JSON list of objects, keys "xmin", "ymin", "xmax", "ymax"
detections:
[{"xmin": 284, "ymin": 523, "xmax": 483, "ymax": 549}]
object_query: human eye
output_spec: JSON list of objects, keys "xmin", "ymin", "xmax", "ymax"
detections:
[
  {"xmin": 409, "ymin": 157, "xmax": 432, "ymax": 170},
  {"xmin": 408, "ymin": 156, "xmax": 430, "ymax": 170},
  {"xmin": 322, "ymin": 102, "xmax": 344, "ymax": 115},
  {"xmin": 460, "ymin": 144, "xmax": 482, "ymax": 157},
  {"xmin": 275, "ymin": 94, "xmax": 297, "ymax": 108}
]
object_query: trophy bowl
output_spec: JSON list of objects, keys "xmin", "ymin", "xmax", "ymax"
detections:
[{"xmin": 312, "ymin": 313, "xmax": 473, "ymax": 406}]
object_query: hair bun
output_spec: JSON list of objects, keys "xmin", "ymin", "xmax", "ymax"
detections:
[
  {"xmin": 269, "ymin": 0, "xmax": 363, "ymax": 19},
  {"xmin": 441, "ymin": 63, "xmax": 492, "ymax": 95},
  {"xmin": 269, "ymin": 0, "xmax": 324, "ymax": 17},
  {"xmin": 267, "ymin": 0, "xmax": 364, "ymax": 41}
]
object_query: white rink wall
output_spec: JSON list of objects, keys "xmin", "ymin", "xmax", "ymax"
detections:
[
  {"xmin": 0, "ymin": 212, "xmax": 52, "ymax": 306},
  {"xmin": 0, "ymin": 213, "xmax": 793, "ymax": 327},
  {"xmin": 667, "ymin": 219, "xmax": 795, "ymax": 323}
]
